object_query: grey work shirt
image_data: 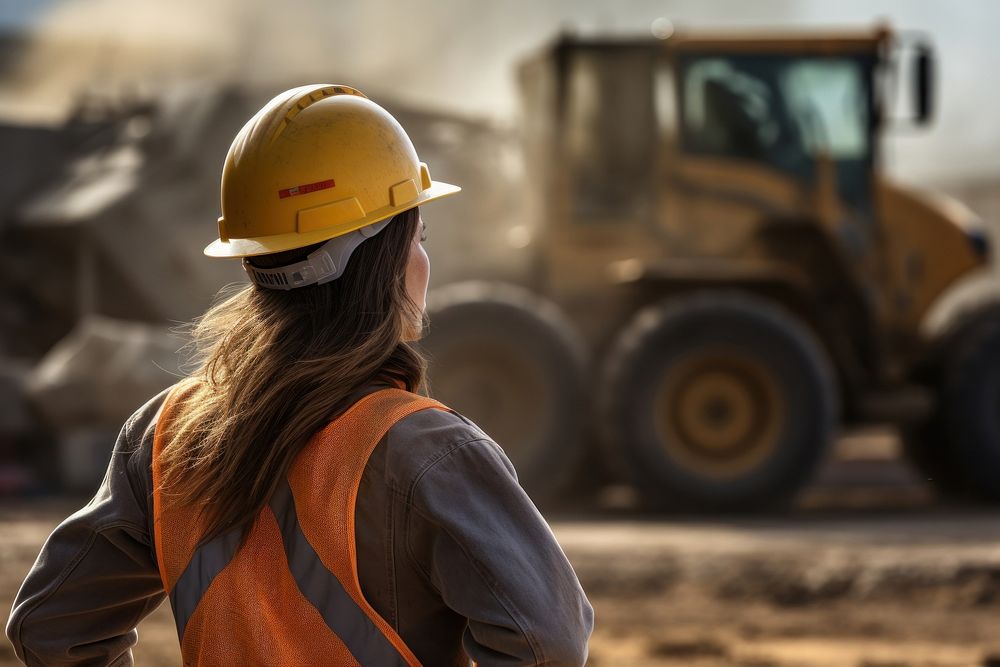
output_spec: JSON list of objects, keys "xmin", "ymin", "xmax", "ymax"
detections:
[{"xmin": 6, "ymin": 383, "xmax": 594, "ymax": 666}]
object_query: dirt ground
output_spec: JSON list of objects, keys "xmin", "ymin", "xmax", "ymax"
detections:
[
  {"xmin": 566, "ymin": 513, "xmax": 1000, "ymax": 666},
  {"xmin": 2, "ymin": 430, "xmax": 999, "ymax": 666}
]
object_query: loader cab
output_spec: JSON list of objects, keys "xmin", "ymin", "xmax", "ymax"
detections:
[
  {"xmin": 520, "ymin": 31, "xmax": 891, "ymax": 232},
  {"xmin": 517, "ymin": 30, "xmax": 901, "ymax": 318},
  {"xmin": 675, "ymin": 48, "xmax": 877, "ymax": 213}
]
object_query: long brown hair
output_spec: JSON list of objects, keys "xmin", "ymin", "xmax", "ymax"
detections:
[{"xmin": 158, "ymin": 207, "xmax": 425, "ymax": 542}]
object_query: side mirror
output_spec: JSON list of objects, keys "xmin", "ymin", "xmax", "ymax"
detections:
[{"xmin": 914, "ymin": 45, "xmax": 934, "ymax": 125}]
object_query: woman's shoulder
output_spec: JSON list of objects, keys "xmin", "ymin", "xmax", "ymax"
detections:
[
  {"xmin": 389, "ymin": 397, "xmax": 494, "ymax": 455},
  {"xmin": 372, "ymin": 396, "xmax": 511, "ymax": 490},
  {"xmin": 124, "ymin": 382, "xmax": 185, "ymax": 448}
]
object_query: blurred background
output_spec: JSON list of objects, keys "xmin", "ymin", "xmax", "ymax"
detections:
[{"xmin": 2, "ymin": 1, "xmax": 1000, "ymax": 665}]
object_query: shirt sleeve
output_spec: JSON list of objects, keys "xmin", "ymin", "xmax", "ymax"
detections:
[
  {"xmin": 5, "ymin": 390, "xmax": 170, "ymax": 667},
  {"xmin": 405, "ymin": 437, "xmax": 594, "ymax": 667}
]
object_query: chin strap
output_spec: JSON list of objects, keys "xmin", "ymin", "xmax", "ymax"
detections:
[{"xmin": 242, "ymin": 218, "xmax": 392, "ymax": 290}]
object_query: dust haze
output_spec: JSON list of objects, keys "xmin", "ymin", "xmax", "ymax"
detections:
[{"xmin": 2, "ymin": 0, "xmax": 1000, "ymax": 185}]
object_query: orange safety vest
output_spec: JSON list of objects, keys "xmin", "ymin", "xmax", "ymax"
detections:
[{"xmin": 151, "ymin": 384, "xmax": 450, "ymax": 666}]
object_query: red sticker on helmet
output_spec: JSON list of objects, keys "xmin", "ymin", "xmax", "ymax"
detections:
[{"xmin": 278, "ymin": 179, "xmax": 335, "ymax": 199}]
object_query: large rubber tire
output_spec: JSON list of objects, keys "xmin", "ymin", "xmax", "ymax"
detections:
[
  {"xmin": 902, "ymin": 306, "xmax": 1000, "ymax": 499},
  {"xmin": 420, "ymin": 282, "xmax": 587, "ymax": 502},
  {"xmin": 932, "ymin": 318, "xmax": 1000, "ymax": 501},
  {"xmin": 599, "ymin": 292, "xmax": 838, "ymax": 511}
]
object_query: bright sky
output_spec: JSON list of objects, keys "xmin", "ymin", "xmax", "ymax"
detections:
[{"xmin": 1, "ymin": 0, "xmax": 997, "ymax": 186}]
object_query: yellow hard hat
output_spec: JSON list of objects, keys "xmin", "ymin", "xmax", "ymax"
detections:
[{"xmin": 205, "ymin": 84, "xmax": 460, "ymax": 259}]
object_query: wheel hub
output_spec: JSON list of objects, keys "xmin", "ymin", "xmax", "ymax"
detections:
[{"xmin": 654, "ymin": 348, "xmax": 786, "ymax": 479}]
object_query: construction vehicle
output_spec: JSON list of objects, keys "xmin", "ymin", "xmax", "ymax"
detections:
[{"xmin": 420, "ymin": 25, "xmax": 1000, "ymax": 509}]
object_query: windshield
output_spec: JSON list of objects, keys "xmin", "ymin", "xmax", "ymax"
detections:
[{"xmin": 679, "ymin": 54, "xmax": 874, "ymax": 178}]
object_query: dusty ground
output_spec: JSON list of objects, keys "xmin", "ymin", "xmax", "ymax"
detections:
[
  {"xmin": 2, "ymin": 429, "xmax": 999, "ymax": 666},
  {"xmin": 566, "ymin": 514, "xmax": 1000, "ymax": 666}
]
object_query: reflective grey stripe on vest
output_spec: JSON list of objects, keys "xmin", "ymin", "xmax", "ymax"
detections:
[
  {"xmin": 169, "ymin": 523, "xmax": 242, "ymax": 641},
  {"xmin": 269, "ymin": 477, "xmax": 409, "ymax": 666},
  {"xmin": 168, "ymin": 479, "xmax": 408, "ymax": 666}
]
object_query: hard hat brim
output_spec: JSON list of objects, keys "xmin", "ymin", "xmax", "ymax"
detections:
[{"xmin": 204, "ymin": 180, "xmax": 461, "ymax": 259}]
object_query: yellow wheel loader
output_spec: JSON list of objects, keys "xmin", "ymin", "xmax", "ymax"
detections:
[{"xmin": 421, "ymin": 26, "xmax": 999, "ymax": 509}]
